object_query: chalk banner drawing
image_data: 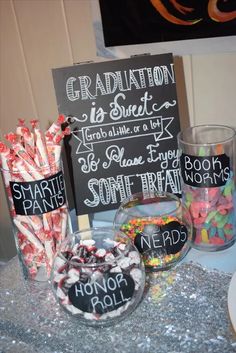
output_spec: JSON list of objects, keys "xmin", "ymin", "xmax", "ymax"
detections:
[{"xmin": 52, "ymin": 53, "xmax": 181, "ymax": 215}]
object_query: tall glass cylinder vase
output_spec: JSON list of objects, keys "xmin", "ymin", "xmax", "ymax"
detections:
[
  {"xmin": 1, "ymin": 158, "xmax": 70, "ymax": 281},
  {"xmin": 178, "ymin": 125, "xmax": 236, "ymax": 251}
]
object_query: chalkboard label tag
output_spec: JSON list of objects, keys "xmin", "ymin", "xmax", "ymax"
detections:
[
  {"xmin": 68, "ymin": 272, "xmax": 135, "ymax": 314},
  {"xmin": 134, "ymin": 221, "xmax": 188, "ymax": 255},
  {"xmin": 10, "ymin": 171, "xmax": 66, "ymax": 215},
  {"xmin": 180, "ymin": 153, "xmax": 230, "ymax": 188}
]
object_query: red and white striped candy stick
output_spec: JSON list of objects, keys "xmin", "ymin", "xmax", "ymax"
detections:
[
  {"xmin": 20, "ymin": 242, "xmax": 36, "ymax": 264},
  {"xmin": 46, "ymin": 127, "xmax": 70, "ymax": 173},
  {"xmin": 45, "ymin": 132, "xmax": 62, "ymax": 173},
  {"xmin": 22, "ymin": 127, "xmax": 35, "ymax": 159},
  {"xmin": 50, "ymin": 202, "xmax": 65, "ymax": 249},
  {"xmin": 13, "ymin": 217, "xmax": 44, "ymax": 252},
  {"xmin": 35, "ymin": 124, "xmax": 61, "ymax": 244},
  {"xmin": 0, "ymin": 146, "xmax": 22, "ymax": 217},
  {"xmin": 20, "ymin": 239, "xmax": 45, "ymax": 279},
  {"xmin": 30, "ymin": 120, "xmax": 40, "ymax": 168},
  {"xmin": 0, "ymin": 142, "xmax": 14, "ymax": 187},
  {"xmin": 55, "ymin": 126, "xmax": 71, "ymax": 144},
  {"xmin": 42, "ymin": 212, "xmax": 56, "ymax": 268},
  {"xmin": 45, "ymin": 115, "xmax": 65, "ymax": 142},
  {"xmin": 35, "ymin": 129, "xmax": 49, "ymax": 167},
  {"xmin": 45, "ymin": 128, "xmax": 68, "ymax": 246},
  {"xmin": 14, "ymin": 159, "xmax": 34, "ymax": 181},
  {"xmin": 44, "ymin": 230, "xmax": 56, "ymax": 273},
  {"xmin": 51, "ymin": 212, "xmax": 62, "ymax": 233},
  {"xmin": 11, "ymin": 158, "xmax": 26, "ymax": 181},
  {"xmin": 48, "ymin": 145, "xmax": 62, "ymax": 173},
  {"xmin": 56, "ymin": 209, "xmax": 68, "ymax": 251},
  {"xmin": 30, "ymin": 120, "xmax": 50, "ymax": 172},
  {"xmin": 34, "ymin": 146, "xmax": 43, "ymax": 169},
  {"xmin": 16, "ymin": 215, "xmax": 46, "ymax": 244},
  {"xmin": 1, "ymin": 116, "xmax": 70, "ymax": 280},
  {"xmin": 5, "ymin": 133, "xmax": 42, "ymax": 176},
  {"xmin": 16, "ymin": 119, "xmax": 26, "ymax": 142},
  {"xmin": 30, "ymin": 119, "xmax": 38, "ymax": 131},
  {"xmin": 28, "ymin": 215, "xmax": 44, "ymax": 232},
  {"xmin": 61, "ymin": 208, "xmax": 68, "ymax": 241},
  {"xmin": 31, "ymin": 120, "xmax": 49, "ymax": 170},
  {"xmin": 42, "ymin": 212, "xmax": 53, "ymax": 231}
]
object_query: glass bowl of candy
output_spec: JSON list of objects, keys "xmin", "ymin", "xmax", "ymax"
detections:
[
  {"xmin": 114, "ymin": 191, "xmax": 192, "ymax": 271},
  {"xmin": 50, "ymin": 227, "xmax": 145, "ymax": 327}
]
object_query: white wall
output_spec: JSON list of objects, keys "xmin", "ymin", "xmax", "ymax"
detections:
[{"xmin": 0, "ymin": 0, "xmax": 236, "ymax": 260}]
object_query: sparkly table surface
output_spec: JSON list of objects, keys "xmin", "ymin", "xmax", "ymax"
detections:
[{"xmin": 1, "ymin": 255, "xmax": 236, "ymax": 353}]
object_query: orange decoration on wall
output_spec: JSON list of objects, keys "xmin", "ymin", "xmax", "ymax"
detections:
[
  {"xmin": 150, "ymin": 0, "xmax": 236, "ymax": 25},
  {"xmin": 208, "ymin": 0, "xmax": 236, "ymax": 22},
  {"xmin": 150, "ymin": 0, "xmax": 202, "ymax": 25}
]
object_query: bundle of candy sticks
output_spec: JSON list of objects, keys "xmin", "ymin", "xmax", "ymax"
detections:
[{"xmin": 0, "ymin": 116, "xmax": 70, "ymax": 280}]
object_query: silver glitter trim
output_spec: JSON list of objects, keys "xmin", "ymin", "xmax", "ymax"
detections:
[{"xmin": 1, "ymin": 257, "xmax": 235, "ymax": 353}]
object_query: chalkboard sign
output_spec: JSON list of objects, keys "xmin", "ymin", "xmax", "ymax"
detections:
[
  {"xmin": 180, "ymin": 153, "xmax": 230, "ymax": 188},
  {"xmin": 52, "ymin": 53, "xmax": 181, "ymax": 215},
  {"xmin": 68, "ymin": 272, "xmax": 135, "ymax": 315},
  {"xmin": 134, "ymin": 221, "xmax": 188, "ymax": 255}
]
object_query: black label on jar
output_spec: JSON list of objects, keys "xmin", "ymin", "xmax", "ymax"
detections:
[
  {"xmin": 180, "ymin": 153, "xmax": 230, "ymax": 187},
  {"xmin": 68, "ymin": 273, "xmax": 135, "ymax": 315},
  {"xmin": 134, "ymin": 221, "xmax": 188, "ymax": 255},
  {"xmin": 10, "ymin": 171, "xmax": 66, "ymax": 215}
]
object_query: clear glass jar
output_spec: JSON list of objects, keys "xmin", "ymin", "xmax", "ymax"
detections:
[
  {"xmin": 1, "ymin": 159, "xmax": 69, "ymax": 281},
  {"xmin": 114, "ymin": 191, "xmax": 192, "ymax": 271},
  {"xmin": 178, "ymin": 125, "xmax": 236, "ymax": 251},
  {"xmin": 50, "ymin": 227, "xmax": 145, "ymax": 327}
]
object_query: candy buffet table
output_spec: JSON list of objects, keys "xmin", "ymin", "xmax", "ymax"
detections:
[{"xmin": 1, "ymin": 244, "xmax": 236, "ymax": 353}]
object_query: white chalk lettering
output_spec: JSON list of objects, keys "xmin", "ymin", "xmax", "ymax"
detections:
[
  {"xmin": 84, "ymin": 170, "xmax": 181, "ymax": 208},
  {"xmin": 102, "ymin": 145, "xmax": 144, "ymax": 169},
  {"xmin": 12, "ymin": 184, "xmax": 24, "ymax": 200},
  {"xmin": 147, "ymin": 146, "xmax": 179, "ymax": 169},
  {"xmin": 183, "ymin": 168, "xmax": 230, "ymax": 185},
  {"xmin": 78, "ymin": 153, "xmax": 100, "ymax": 173},
  {"xmin": 11, "ymin": 172, "xmax": 66, "ymax": 215},
  {"xmin": 66, "ymin": 65, "xmax": 175, "ymax": 101},
  {"xmin": 109, "ymin": 92, "xmax": 153, "ymax": 121},
  {"xmin": 84, "ymin": 175, "xmax": 136, "ymax": 207}
]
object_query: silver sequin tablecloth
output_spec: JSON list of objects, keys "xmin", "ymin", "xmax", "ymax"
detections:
[{"xmin": 0, "ymin": 256, "xmax": 236, "ymax": 353}]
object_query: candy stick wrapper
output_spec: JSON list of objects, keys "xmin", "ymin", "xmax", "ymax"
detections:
[
  {"xmin": 22, "ymin": 128, "xmax": 35, "ymax": 159},
  {"xmin": 45, "ymin": 114, "xmax": 65, "ymax": 142},
  {"xmin": 0, "ymin": 143, "xmax": 14, "ymax": 187},
  {"xmin": 16, "ymin": 119, "xmax": 26, "ymax": 142},
  {"xmin": 0, "ymin": 115, "xmax": 71, "ymax": 281}
]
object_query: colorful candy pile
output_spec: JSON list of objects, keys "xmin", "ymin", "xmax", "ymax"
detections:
[
  {"xmin": 120, "ymin": 216, "xmax": 186, "ymax": 270},
  {"xmin": 0, "ymin": 116, "xmax": 70, "ymax": 280},
  {"xmin": 182, "ymin": 178, "xmax": 235, "ymax": 248},
  {"xmin": 52, "ymin": 238, "xmax": 144, "ymax": 323}
]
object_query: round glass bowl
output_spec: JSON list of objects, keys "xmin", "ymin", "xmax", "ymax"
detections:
[
  {"xmin": 114, "ymin": 191, "xmax": 192, "ymax": 271},
  {"xmin": 50, "ymin": 227, "xmax": 145, "ymax": 327}
]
